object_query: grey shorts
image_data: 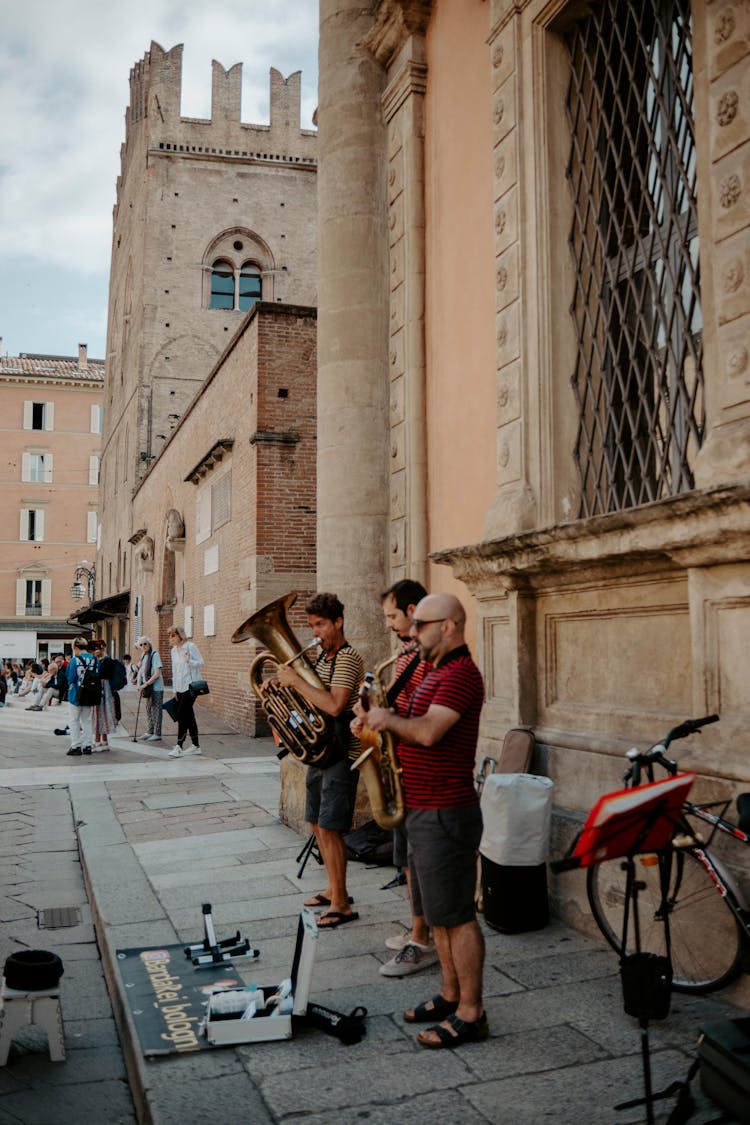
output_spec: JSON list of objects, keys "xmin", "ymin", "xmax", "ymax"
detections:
[
  {"xmin": 406, "ymin": 806, "xmax": 483, "ymax": 928},
  {"xmin": 305, "ymin": 757, "xmax": 359, "ymax": 832}
]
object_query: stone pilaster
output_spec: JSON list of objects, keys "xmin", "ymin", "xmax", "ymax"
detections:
[
  {"xmin": 317, "ymin": 1, "xmax": 390, "ymax": 661},
  {"xmin": 364, "ymin": 2, "xmax": 432, "ymax": 587},
  {"xmin": 694, "ymin": 0, "xmax": 750, "ymax": 485},
  {"xmin": 484, "ymin": 1, "xmax": 537, "ymax": 539}
]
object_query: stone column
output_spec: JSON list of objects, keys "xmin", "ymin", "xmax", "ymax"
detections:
[{"xmin": 317, "ymin": 0, "xmax": 390, "ymax": 661}]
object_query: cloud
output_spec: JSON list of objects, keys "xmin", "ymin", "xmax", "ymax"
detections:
[{"xmin": 0, "ymin": 0, "xmax": 318, "ymax": 354}]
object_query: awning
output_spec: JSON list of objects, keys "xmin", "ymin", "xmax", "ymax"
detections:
[{"xmin": 68, "ymin": 591, "xmax": 130, "ymax": 626}]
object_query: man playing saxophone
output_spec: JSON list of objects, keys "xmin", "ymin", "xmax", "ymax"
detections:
[
  {"xmin": 370, "ymin": 580, "xmax": 438, "ymax": 978},
  {"xmin": 353, "ymin": 593, "xmax": 487, "ymax": 1048},
  {"xmin": 276, "ymin": 592, "xmax": 363, "ymax": 929}
]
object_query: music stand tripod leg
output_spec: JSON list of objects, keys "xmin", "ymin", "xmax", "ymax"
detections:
[
  {"xmin": 296, "ymin": 832, "xmax": 322, "ymax": 879},
  {"xmin": 615, "ymin": 849, "xmax": 675, "ymax": 1125}
]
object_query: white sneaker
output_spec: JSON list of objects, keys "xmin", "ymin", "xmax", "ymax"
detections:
[
  {"xmin": 379, "ymin": 942, "xmax": 438, "ymax": 977},
  {"xmin": 385, "ymin": 930, "xmax": 412, "ymax": 951},
  {"xmin": 168, "ymin": 745, "xmax": 202, "ymax": 758},
  {"xmin": 146, "ymin": 734, "xmax": 161, "ymax": 742}
]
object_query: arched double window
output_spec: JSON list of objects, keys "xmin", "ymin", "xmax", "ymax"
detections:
[{"xmin": 209, "ymin": 260, "xmax": 263, "ymax": 311}]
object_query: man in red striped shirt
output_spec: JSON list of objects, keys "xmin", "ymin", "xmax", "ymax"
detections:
[{"xmin": 357, "ymin": 593, "xmax": 487, "ymax": 1049}]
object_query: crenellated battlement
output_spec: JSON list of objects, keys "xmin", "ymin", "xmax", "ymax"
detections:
[{"xmin": 121, "ymin": 42, "xmax": 316, "ymax": 160}]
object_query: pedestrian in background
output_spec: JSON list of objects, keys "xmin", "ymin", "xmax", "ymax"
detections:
[
  {"xmin": 66, "ymin": 637, "xmax": 96, "ymax": 756},
  {"xmin": 167, "ymin": 626, "xmax": 204, "ymax": 758},
  {"xmin": 91, "ymin": 639, "xmax": 116, "ymax": 752},
  {"xmin": 137, "ymin": 636, "xmax": 164, "ymax": 742}
]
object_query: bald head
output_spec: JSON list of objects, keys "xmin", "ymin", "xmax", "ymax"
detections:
[
  {"xmin": 416, "ymin": 593, "xmax": 465, "ymax": 628},
  {"xmin": 411, "ymin": 593, "xmax": 467, "ymax": 662}
]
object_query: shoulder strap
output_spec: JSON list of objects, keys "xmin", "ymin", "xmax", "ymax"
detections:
[{"xmin": 386, "ymin": 653, "xmax": 420, "ymax": 708}]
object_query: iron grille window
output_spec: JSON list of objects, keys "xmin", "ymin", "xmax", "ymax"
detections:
[{"xmin": 566, "ymin": 0, "xmax": 704, "ymax": 517}]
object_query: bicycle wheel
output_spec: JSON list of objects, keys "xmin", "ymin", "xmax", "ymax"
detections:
[{"xmin": 587, "ymin": 848, "xmax": 744, "ymax": 993}]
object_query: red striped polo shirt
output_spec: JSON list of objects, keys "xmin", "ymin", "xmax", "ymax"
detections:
[{"xmin": 399, "ymin": 645, "xmax": 484, "ymax": 810}]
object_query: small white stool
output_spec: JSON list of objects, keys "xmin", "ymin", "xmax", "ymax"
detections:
[{"xmin": 0, "ymin": 982, "xmax": 65, "ymax": 1064}]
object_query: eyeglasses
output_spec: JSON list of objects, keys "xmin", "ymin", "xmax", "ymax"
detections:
[{"xmin": 412, "ymin": 618, "xmax": 446, "ymax": 631}]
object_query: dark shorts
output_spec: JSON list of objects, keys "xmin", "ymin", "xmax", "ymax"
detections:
[
  {"xmin": 305, "ymin": 757, "xmax": 359, "ymax": 832},
  {"xmin": 406, "ymin": 805, "xmax": 483, "ymax": 928}
]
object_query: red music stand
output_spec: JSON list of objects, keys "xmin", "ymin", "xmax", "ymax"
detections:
[{"xmin": 570, "ymin": 772, "xmax": 695, "ymax": 868}]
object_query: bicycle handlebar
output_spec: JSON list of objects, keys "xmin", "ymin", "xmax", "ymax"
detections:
[{"xmin": 622, "ymin": 713, "xmax": 719, "ymax": 786}]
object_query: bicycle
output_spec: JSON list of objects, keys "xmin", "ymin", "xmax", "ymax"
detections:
[{"xmin": 586, "ymin": 714, "xmax": 750, "ymax": 993}]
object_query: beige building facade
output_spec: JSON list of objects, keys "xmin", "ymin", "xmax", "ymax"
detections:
[
  {"xmin": 0, "ymin": 346, "xmax": 103, "ymax": 660},
  {"xmin": 317, "ymin": 0, "xmax": 750, "ymax": 917}
]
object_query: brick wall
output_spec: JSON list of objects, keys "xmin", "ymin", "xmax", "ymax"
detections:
[{"xmin": 129, "ymin": 303, "xmax": 317, "ymax": 737}]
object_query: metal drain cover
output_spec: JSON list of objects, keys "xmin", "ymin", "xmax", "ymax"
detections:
[{"xmin": 38, "ymin": 906, "xmax": 82, "ymax": 929}]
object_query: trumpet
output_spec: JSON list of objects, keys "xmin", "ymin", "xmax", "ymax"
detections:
[{"xmin": 350, "ymin": 642, "xmax": 418, "ymax": 830}]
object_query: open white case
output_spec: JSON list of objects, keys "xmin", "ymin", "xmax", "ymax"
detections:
[{"xmin": 202, "ymin": 908, "xmax": 318, "ymax": 1045}]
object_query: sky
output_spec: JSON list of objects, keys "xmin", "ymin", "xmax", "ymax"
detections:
[{"xmin": 0, "ymin": 0, "xmax": 319, "ymax": 361}]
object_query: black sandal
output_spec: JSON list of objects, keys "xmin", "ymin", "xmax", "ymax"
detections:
[
  {"xmin": 403, "ymin": 994, "xmax": 458, "ymax": 1024},
  {"xmin": 417, "ymin": 1011, "xmax": 489, "ymax": 1049}
]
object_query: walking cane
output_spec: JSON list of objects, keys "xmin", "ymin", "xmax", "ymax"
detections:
[{"xmin": 131, "ymin": 690, "xmax": 142, "ymax": 742}]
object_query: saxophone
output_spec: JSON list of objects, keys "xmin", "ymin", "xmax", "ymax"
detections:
[{"xmin": 350, "ymin": 644, "xmax": 417, "ymax": 830}]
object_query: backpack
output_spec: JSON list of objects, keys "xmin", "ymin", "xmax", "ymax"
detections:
[
  {"xmin": 110, "ymin": 659, "xmax": 127, "ymax": 692},
  {"xmin": 343, "ymin": 820, "xmax": 394, "ymax": 866},
  {"xmin": 78, "ymin": 657, "xmax": 102, "ymax": 707}
]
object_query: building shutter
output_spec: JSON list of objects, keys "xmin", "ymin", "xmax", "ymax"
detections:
[
  {"xmin": 89, "ymin": 455, "xmax": 100, "ymax": 485},
  {"xmin": 87, "ymin": 511, "xmax": 98, "ymax": 542},
  {"xmin": 45, "ymin": 402, "xmax": 54, "ymax": 431},
  {"xmin": 184, "ymin": 605, "xmax": 193, "ymax": 638},
  {"xmin": 19, "ymin": 509, "xmax": 29, "ymax": 541},
  {"xmin": 23, "ymin": 402, "xmax": 33, "ymax": 429},
  {"xmin": 36, "ymin": 509, "xmax": 45, "ymax": 541},
  {"xmin": 44, "ymin": 453, "xmax": 53, "ymax": 482},
  {"xmin": 41, "ymin": 580, "xmax": 52, "ymax": 617},
  {"xmin": 21, "ymin": 453, "xmax": 31, "ymax": 482},
  {"xmin": 16, "ymin": 579, "xmax": 26, "ymax": 615},
  {"xmin": 203, "ymin": 604, "xmax": 216, "ymax": 636}
]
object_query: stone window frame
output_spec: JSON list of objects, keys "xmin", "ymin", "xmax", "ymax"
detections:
[
  {"xmin": 202, "ymin": 228, "xmax": 275, "ymax": 310},
  {"xmin": 524, "ymin": 0, "xmax": 702, "ymax": 527}
]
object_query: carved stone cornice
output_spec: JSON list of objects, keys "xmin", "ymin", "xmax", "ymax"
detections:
[
  {"xmin": 362, "ymin": 0, "xmax": 433, "ymax": 69},
  {"xmin": 433, "ymin": 485, "xmax": 750, "ymax": 590}
]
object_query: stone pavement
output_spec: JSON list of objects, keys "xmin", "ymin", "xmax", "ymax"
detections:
[{"xmin": 0, "ymin": 687, "xmax": 746, "ymax": 1124}]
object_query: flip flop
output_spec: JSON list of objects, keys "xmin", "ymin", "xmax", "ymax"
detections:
[
  {"xmin": 304, "ymin": 893, "xmax": 354, "ymax": 908},
  {"xmin": 316, "ymin": 911, "xmax": 359, "ymax": 930}
]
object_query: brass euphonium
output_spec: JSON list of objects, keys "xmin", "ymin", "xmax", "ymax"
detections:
[
  {"xmin": 231, "ymin": 592, "xmax": 334, "ymax": 766},
  {"xmin": 350, "ymin": 644, "xmax": 417, "ymax": 830}
]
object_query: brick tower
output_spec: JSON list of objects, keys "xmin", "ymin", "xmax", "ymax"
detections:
[{"xmin": 101, "ymin": 42, "xmax": 317, "ymax": 484}]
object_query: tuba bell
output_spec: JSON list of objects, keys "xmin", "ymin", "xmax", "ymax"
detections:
[
  {"xmin": 350, "ymin": 646, "xmax": 414, "ymax": 830},
  {"xmin": 231, "ymin": 592, "xmax": 335, "ymax": 766}
]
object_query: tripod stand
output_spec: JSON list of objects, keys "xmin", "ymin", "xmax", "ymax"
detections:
[
  {"xmin": 553, "ymin": 773, "xmax": 696, "ymax": 1124},
  {"xmin": 296, "ymin": 832, "xmax": 323, "ymax": 879},
  {"xmin": 614, "ymin": 852, "xmax": 674, "ymax": 1124}
]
